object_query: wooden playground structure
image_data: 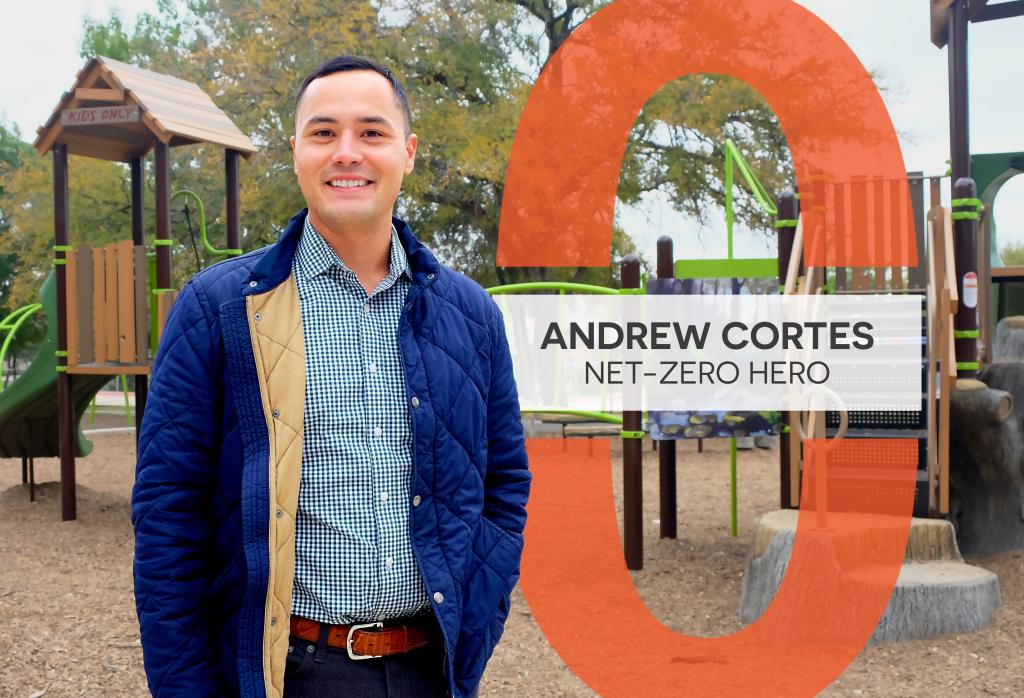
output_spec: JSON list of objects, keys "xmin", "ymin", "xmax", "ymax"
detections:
[{"xmin": 28, "ymin": 56, "xmax": 256, "ymax": 519}]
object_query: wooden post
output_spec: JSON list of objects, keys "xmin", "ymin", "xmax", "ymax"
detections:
[
  {"xmin": 953, "ymin": 177, "xmax": 979, "ymax": 378},
  {"xmin": 131, "ymin": 156, "xmax": 148, "ymax": 439},
  {"xmin": 53, "ymin": 143, "xmax": 77, "ymax": 521},
  {"xmin": 621, "ymin": 254, "xmax": 643, "ymax": 570},
  {"xmin": 226, "ymin": 149, "xmax": 241, "ymax": 250},
  {"xmin": 655, "ymin": 236, "xmax": 676, "ymax": 540}
]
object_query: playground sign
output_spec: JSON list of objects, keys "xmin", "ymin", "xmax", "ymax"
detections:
[
  {"xmin": 60, "ymin": 105, "xmax": 140, "ymax": 126},
  {"xmin": 963, "ymin": 271, "xmax": 979, "ymax": 308}
]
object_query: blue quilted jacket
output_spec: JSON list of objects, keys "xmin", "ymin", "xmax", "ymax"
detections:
[{"xmin": 132, "ymin": 210, "xmax": 530, "ymax": 697}]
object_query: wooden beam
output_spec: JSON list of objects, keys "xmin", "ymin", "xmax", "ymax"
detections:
[
  {"xmin": 74, "ymin": 87, "xmax": 125, "ymax": 102},
  {"xmin": 931, "ymin": 0, "xmax": 957, "ymax": 47},
  {"xmin": 974, "ymin": 0, "xmax": 1024, "ymax": 22}
]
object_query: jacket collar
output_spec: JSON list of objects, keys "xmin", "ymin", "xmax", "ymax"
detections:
[{"xmin": 245, "ymin": 209, "xmax": 441, "ymax": 294}]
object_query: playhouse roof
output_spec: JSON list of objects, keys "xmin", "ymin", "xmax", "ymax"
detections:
[{"xmin": 33, "ymin": 56, "xmax": 257, "ymax": 162}]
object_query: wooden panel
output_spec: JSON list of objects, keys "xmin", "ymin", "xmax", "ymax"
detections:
[
  {"xmin": 926, "ymin": 216, "xmax": 939, "ymax": 513},
  {"xmin": 65, "ymin": 247, "xmax": 78, "ymax": 367},
  {"xmin": 74, "ymin": 87, "xmax": 125, "ymax": 101},
  {"xmin": 92, "ymin": 251, "xmax": 106, "ymax": 364},
  {"xmin": 104, "ymin": 244, "xmax": 119, "ymax": 361},
  {"xmin": 75, "ymin": 246, "xmax": 95, "ymax": 365},
  {"xmin": 117, "ymin": 240, "xmax": 136, "ymax": 362},
  {"xmin": 939, "ymin": 293, "xmax": 953, "ymax": 514},
  {"xmin": 873, "ymin": 177, "xmax": 886, "ymax": 288},
  {"xmin": 908, "ymin": 175, "xmax": 928, "ymax": 289},
  {"xmin": 67, "ymin": 364, "xmax": 151, "ymax": 376},
  {"xmin": 134, "ymin": 246, "xmax": 149, "ymax": 362},
  {"xmin": 155, "ymin": 290, "xmax": 179, "ymax": 347}
]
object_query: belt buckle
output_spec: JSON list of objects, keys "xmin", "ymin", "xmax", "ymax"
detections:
[{"xmin": 346, "ymin": 621, "xmax": 384, "ymax": 660}]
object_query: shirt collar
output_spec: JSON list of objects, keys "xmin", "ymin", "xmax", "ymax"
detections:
[{"xmin": 296, "ymin": 215, "xmax": 411, "ymax": 285}]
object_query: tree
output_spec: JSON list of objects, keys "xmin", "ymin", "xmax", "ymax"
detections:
[{"xmin": 2, "ymin": 0, "xmax": 796, "ymax": 305}]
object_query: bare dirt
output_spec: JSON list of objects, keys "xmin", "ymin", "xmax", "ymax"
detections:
[{"xmin": 2, "ymin": 423, "xmax": 1022, "ymax": 697}]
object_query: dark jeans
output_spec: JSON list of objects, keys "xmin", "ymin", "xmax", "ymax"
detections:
[{"xmin": 283, "ymin": 625, "xmax": 450, "ymax": 698}]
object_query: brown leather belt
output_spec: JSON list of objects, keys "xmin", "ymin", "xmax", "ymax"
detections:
[{"xmin": 289, "ymin": 615, "xmax": 432, "ymax": 660}]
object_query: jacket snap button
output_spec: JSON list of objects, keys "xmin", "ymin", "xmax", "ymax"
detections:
[
  {"xmin": 433, "ymin": 592, "xmax": 444, "ymax": 604},
  {"xmin": 427, "ymin": 273, "xmax": 435, "ymax": 280},
  {"xmin": 254, "ymin": 313, "xmax": 262, "ymax": 321},
  {"xmin": 272, "ymin": 409, "xmax": 280, "ymax": 419},
  {"xmin": 411, "ymin": 396, "xmax": 420, "ymax": 408},
  {"xmin": 276, "ymin": 509, "xmax": 283, "ymax": 519},
  {"xmin": 249, "ymin": 281, "xmax": 257, "ymax": 287},
  {"xmin": 306, "ymin": 644, "xmax": 315, "ymax": 653},
  {"xmin": 412, "ymin": 495, "xmax": 421, "ymax": 507},
  {"xmin": 270, "ymin": 617, "xmax": 277, "ymax": 626}
]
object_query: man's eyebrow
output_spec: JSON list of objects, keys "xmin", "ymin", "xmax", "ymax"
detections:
[{"xmin": 302, "ymin": 115, "xmax": 394, "ymax": 128}]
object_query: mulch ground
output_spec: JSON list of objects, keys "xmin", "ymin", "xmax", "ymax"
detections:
[{"xmin": 1, "ymin": 419, "xmax": 1022, "ymax": 697}]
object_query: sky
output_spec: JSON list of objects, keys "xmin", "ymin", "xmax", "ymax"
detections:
[{"xmin": 1, "ymin": 1, "xmax": 1023, "ymax": 261}]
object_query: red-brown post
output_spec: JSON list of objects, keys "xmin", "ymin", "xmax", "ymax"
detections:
[
  {"xmin": 655, "ymin": 237, "xmax": 677, "ymax": 539},
  {"xmin": 621, "ymin": 254, "xmax": 644, "ymax": 570},
  {"xmin": 226, "ymin": 149, "xmax": 241, "ymax": 250},
  {"xmin": 54, "ymin": 143, "xmax": 76, "ymax": 521},
  {"xmin": 130, "ymin": 156, "xmax": 148, "ymax": 440},
  {"xmin": 952, "ymin": 177, "xmax": 979, "ymax": 378},
  {"xmin": 154, "ymin": 142, "xmax": 172, "ymax": 290},
  {"xmin": 776, "ymin": 191, "xmax": 799, "ymax": 509}
]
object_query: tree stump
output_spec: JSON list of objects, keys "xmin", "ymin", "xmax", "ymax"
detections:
[
  {"xmin": 950, "ymin": 369, "xmax": 1024, "ymax": 555},
  {"xmin": 993, "ymin": 316, "xmax": 1024, "ymax": 359}
]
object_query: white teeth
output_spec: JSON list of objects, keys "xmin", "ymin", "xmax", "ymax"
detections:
[{"xmin": 327, "ymin": 179, "xmax": 369, "ymax": 188}]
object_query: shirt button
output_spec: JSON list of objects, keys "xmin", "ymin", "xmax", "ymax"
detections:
[
  {"xmin": 362, "ymin": 302, "xmax": 371, "ymax": 314},
  {"xmin": 368, "ymin": 362, "xmax": 377, "ymax": 373},
  {"xmin": 412, "ymin": 495, "xmax": 421, "ymax": 507},
  {"xmin": 411, "ymin": 396, "xmax": 420, "ymax": 408},
  {"xmin": 380, "ymin": 492, "xmax": 389, "ymax": 502},
  {"xmin": 433, "ymin": 592, "xmax": 444, "ymax": 604},
  {"xmin": 373, "ymin": 426, "xmax": 382, "ymax": 438},
  {"xmin": 385, "ymin": 557, "xmax": 394, "ymax": 568}
]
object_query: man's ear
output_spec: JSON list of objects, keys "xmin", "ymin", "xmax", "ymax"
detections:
[
  {"xmin": 290, "ymin": 135, "xmax": 298, "ymax": 174},
  {"xmin": 404, "ymin": 133, "xmax": 418, "ymax": 175}
]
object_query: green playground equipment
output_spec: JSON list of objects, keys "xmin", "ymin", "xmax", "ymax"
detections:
[
  {"xmin": 673, "ymin": 139, "xmax": 782, "ymax": 282},
  {"xmin": 0, "ymin": 303, "xmax": 43, "ymax": 387}
]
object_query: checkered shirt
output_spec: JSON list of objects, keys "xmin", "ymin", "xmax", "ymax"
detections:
[{"xmin": 290, "ymin": 215, "xmax": 429, "ymax": 624}]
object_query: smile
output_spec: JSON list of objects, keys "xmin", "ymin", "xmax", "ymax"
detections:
[{"xmin": 326, "ymin": 179, "xmax": 372, "ymax": 188}]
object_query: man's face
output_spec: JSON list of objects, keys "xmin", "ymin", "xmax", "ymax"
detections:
[{"xmin": 291, "ymin": 70, "xmax": 416, "ymax": 235}]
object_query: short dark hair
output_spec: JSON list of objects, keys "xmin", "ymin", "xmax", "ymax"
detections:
[{"xmin": 294, "ymin": 55, "xmax": 412, "ymax": 136}]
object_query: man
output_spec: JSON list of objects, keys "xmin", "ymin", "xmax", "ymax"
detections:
[{"xmin": 132, "ymin": 55, "xmax": 531, "ymax": 698}]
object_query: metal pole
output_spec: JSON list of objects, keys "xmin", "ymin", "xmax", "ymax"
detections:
[
  {"xmin": 130, "ymin": 157, "xmax": 148, "ymax": 441},
  {"xmin": 655, "ymin": 236, "xmax": 677, "ymax": 540},
  {"xmin": 729, "ymin": 437, "xmax": 738, "ymax": 537},
  {"xmin": 54, "ymin": 143, "xmax": 76, "ymax": 521},
  {"xmin": 226, "ymin": 149, "xmax": 240, "ymax": 250},
  {"xmin": 953, "ymin": 177, "xmax": 980, "ymax": 378},
  {"xmin": 621, "ymin": 254, "xmax": 644, "ymax": 570},
  {"xmin": 948, "ymin": 0, "xmax": 971, "ymax": 182}
]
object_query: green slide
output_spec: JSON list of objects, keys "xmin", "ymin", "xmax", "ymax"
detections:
[{"xmin": 0, "ymin": 271, "xmax": 110, "ymax": 459}]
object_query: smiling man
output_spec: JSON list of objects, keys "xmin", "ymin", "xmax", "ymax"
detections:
[{"xmin": 132, "ymin": 56, "xmax": 531, "ymax": 698}]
